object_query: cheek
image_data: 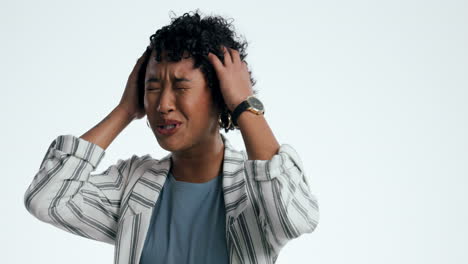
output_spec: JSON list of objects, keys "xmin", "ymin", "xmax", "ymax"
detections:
[
  {"xmin": 143, "ymin": 93, "xmax": 156, "ymax": 113},
  {"xmin": 143, "ymin": 93, "xmax": 149, "ymax": 109},
  {"xmin": 186, "ymin": 98, "xmax": 215, "ymax": 120}
]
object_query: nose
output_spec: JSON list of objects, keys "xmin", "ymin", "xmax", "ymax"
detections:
[{"xmin": 157, "ymin": 86, "xmax": 176, "ymax": 114}]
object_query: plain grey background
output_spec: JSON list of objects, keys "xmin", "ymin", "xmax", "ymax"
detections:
[{"xmin": 2, "ymin": 0, "xmax": 467, "ymax": 263}]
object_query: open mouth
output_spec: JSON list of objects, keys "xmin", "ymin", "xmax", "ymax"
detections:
[{"xmin": 156, "ymin": 123, "xmax": 182, "ymax": 135}]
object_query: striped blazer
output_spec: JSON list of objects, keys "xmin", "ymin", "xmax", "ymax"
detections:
[{"xmin": 24, "ymin": 133, "xmax": 319, "ymax": 264}]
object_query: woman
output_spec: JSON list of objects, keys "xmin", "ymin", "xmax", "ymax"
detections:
[{"xmin": 24, "ymin": 10, "xmax": 319, "ymax": 264}]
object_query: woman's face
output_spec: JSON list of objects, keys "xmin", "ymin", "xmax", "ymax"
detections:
[{"xmin": 144, "ymin": 49, "xmax": 219, "ymax": 152}]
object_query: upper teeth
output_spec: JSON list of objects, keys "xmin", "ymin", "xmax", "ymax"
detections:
[{"xmin": 162, "ymin": 124, "xmax": 176, "ymax": 129}]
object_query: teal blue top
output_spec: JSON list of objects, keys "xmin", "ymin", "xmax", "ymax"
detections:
[{"xmin": 139, "ymin": 169, "xmax": 229, "ymax": 264}]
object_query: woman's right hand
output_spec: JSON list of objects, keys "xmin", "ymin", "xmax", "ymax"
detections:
[{"xmin": 118, "ymin": 46, "xmax": 152, "ymax": 120}]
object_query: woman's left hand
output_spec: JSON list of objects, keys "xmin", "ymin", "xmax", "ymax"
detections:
[{"xmin": 207, "ymin": 46, "xmax": 254, "ymax": 112}]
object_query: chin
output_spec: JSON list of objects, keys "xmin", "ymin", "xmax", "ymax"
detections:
[
  {"xmin": 155, "ymin": 135, "xmax": 185, "ymax": 153},
  {"xmin": 155, "ymin": 138, "xmax": 175, "ymax": 152}
]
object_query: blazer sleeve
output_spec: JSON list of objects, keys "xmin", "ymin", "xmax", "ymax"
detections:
[
  {"xmin": 243, "ymin": 143, "xmax": 320, "ymax": 253},
  {"xmin": 24, "ymin": 134, "xmax": 146, "ymax": 245}
]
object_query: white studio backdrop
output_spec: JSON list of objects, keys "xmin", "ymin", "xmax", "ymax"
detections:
[{"xmin": 1, "ymin": 0, "xmax": 467, "ymax": 263}]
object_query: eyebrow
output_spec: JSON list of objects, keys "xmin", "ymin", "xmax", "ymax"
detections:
[{"xmin": 145, "ymin": 77, "xmax": 191, "ymax": 84}]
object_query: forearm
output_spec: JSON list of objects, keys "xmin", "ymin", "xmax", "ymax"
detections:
[
  {"xmin": 79, "ymin": 106, "xmax": 134, "ymax": 150},
  {"xmin": 237, "ymin": 112, "xmax": 280, "ymax": 160},
  {"xmin": 238, "ymin": 113, "xmax": 319, "ymax": 250}
]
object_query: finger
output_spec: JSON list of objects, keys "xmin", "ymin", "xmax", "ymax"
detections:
[
  {"xmin": 242, "ymin": 60, "xmax": 248, "ymax": 69},
  {"xmin": 230, "ymin": 48, "xmax": 241, "ymax": 65},
  {"xmin": 207, "ymin": 52, "xmax": 224, "ymax": 74},
  {"xmin": 140, "ymin": 46, "xmax": 149, "ymax": 57},
  {"xmin": 223, "ymin": 46, "xmax": 233, "ymax": 66},
  {"xmin": 142, "ymin": 46, "xmax": 152, "ymax": 56},
  {"xmin": 137, "ymin": 48, "xmax": 152, "ymax": 62}
]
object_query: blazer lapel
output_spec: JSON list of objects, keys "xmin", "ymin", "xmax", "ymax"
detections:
[
  {"xmin": 116, "ymin": 134, "xmax": 249, "ymax": 264},
  {"xmin": 114, "ymin": 153, "xmax": 171, "ymax": 264}
]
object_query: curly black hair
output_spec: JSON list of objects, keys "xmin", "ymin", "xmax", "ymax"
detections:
[{"xmin": 147, "ymin": 9, "xmax": 258, "ymax": 133}]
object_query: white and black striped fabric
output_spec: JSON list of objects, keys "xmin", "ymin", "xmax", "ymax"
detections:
[{"xmin": 24, "ymin": 133, "xmax": 320, "ymax": 264}]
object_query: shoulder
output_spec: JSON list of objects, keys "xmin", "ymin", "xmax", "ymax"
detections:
[
  {"xmin": 124, "ymin": 153, "xmax": 160, "ymax": 173},
  {"xmin": 106, "ymin": 153, "xmax": 160, "ymax": 180},
  {"xmin": 108, "ymin": 153, "xmax": 165, "ymax": 193}
]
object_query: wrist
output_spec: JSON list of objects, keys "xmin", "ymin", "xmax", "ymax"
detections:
[
  {"xmin": 230, "ymin": 95, "xmax": 265, "ymax": 127},
  {"xmin": 227, "ymin": 95, "xmax": 252, "ymax": 112},
  {"xmin": 116, "ymin": 105, "xmax": 136, "ymax": 121}
]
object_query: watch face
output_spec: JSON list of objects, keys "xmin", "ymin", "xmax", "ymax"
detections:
[{"xmin": 247, "ymin": 96, "xmax": 264, "ymax": 111}]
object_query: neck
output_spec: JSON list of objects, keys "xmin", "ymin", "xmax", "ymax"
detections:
[{"xmin": 170, "ymin": 133, "xmax": 225, "ymax": 183}]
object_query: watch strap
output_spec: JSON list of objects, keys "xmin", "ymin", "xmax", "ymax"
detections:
[{"xmin": 231, "ymin": 100, "xmax": 250, "ymax": 127}]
